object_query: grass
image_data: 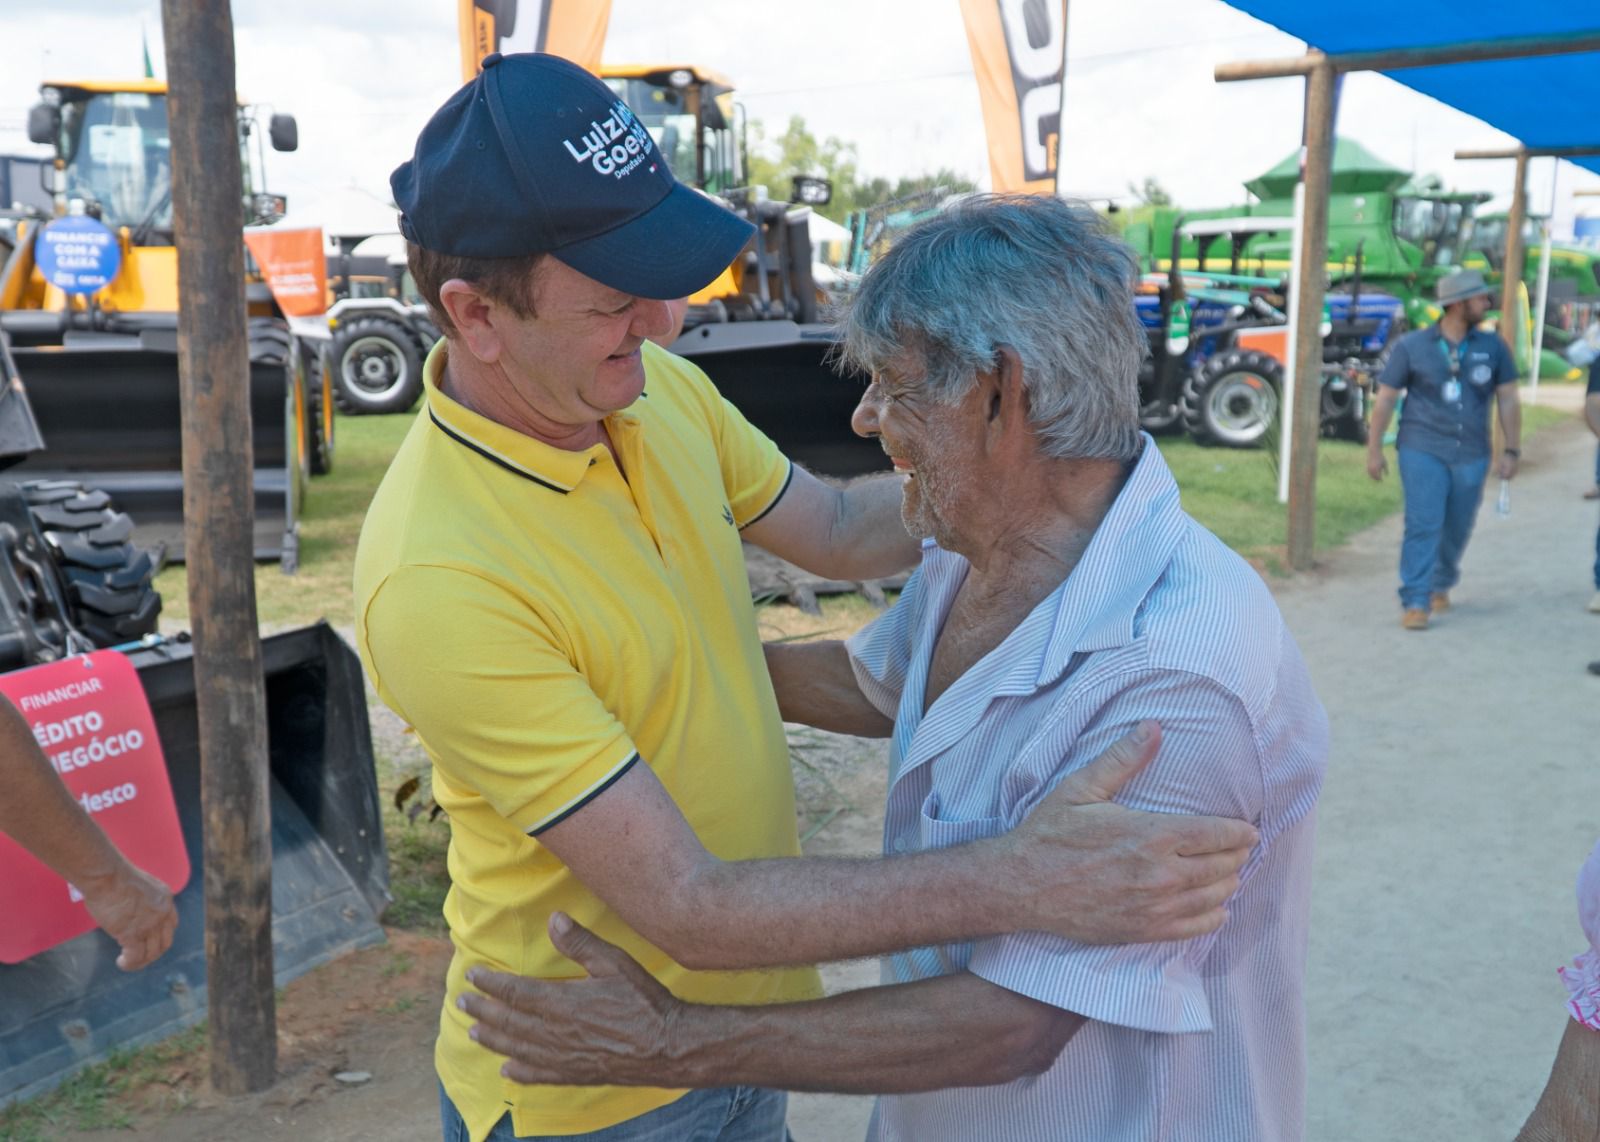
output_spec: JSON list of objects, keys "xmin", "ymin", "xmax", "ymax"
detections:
[
  {"xmin": 153, "ymin": 412, "xmax": 416, "ymax": 631},
  {"xmin": 373, "ymin": 740, "xmax": 452, "ymax": 935},
  {"xmin": 0, "ymin": 1024, "xmax": 206, "ymax": 1142},
  {"xmin": 149, "ymin": 400, "xmax": 1580, "ymax": 633},
  {"xmin": 1156, "ymin": 402, "xmax": 1573, "ymax": 573}
]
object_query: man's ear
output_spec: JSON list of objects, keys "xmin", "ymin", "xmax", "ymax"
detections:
[
  {"xmin": 439, "ymin": 279, "xmax": 503, "ymax": 364},
  {"xmin": 991, "ymin": 344, "xmax": 1029, "ymax": 428}
]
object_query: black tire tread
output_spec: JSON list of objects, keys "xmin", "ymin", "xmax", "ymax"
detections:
[
  {"xmin": 1181, "ymin": 348, "xmax": 1284, "ymax": 449},
  {"xmin": 22, "ymin": 481, "xmax": 162, "ymax": 647},
  {"xmin": 306, "ymin": 348, "xmax": 334, "ymax": 475},
  {"xmin": 330, "ymin": 316, "xmax": 425, "ymax": 415}
]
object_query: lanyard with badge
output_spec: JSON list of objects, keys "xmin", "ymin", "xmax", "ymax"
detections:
[{"xmin": 1437, "ymin": 336, "xmax": 1468, "ymax": 404}]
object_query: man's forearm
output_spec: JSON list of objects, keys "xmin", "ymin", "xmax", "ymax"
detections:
[
  {"xmin": 665, "ymin": 972, "xmax": 1080, "ymax": 1093},
  {"xmin": 1515, "ymin": 1019, "xmax": 1600, "ymax": 1142},
  {"xmin": 506, "ymin": 968, "xmax": 1083, "ymax": 1094},
  {"xmin": 544, "ymin": 725, "xmax": 1252, "ymax": 974},
  {"xmin": 0, "ymin": 698, "xmax": 127, "ymax": 891},
  {"xmin": 1499, "ymin": 389, "xmax": 1522, "ymax": 453},
  {"xmin": 763, "ymin": 640, "xmax": 890, "ymax": 736},
  {"xmin": 1368, "ymin": 387, "xmax": 1399, "ymax": 446},
  {"xmin": 667, "ymin": 842, "xmax": 1018, "ymax": 970},
  {"xmin": 823, "ymin": 473, "xmax": 920, "ymax": 580}
]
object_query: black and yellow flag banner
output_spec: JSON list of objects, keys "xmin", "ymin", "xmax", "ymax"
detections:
[
  {"xmin": 457, "ymin": 0, "xmax": 613, "ymax": 81},
  {"xmin": 958, "ymin": 0, "xmax": 1067, "ymax": 193}
]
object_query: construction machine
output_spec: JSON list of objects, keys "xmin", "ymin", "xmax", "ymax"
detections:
[
  {"xmin": 0, "ymin": 329, "xmax": 386, "ymax": 1105},
  {"xmin": 1, "ymin": 78, "xmax": 330, "ymax": 563},
  {"xmin": 599, "ymin": 65, "xmax": 887, "ymax": 477},
  {"xmin": 0, "ymin": 83, "xmax": 385, "ymax": 1104},
  {"xmin": 322, "ymin": 231, "xmax": 436, "ymax": 415},
  {"xmin": 1135, "ymin": 216, "xmax": 1404, "ymax": 448}
]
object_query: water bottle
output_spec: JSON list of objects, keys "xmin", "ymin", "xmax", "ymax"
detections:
[{"xmin": 1495, "ymin": 479, "xmax": 1511, "ymax": 517}]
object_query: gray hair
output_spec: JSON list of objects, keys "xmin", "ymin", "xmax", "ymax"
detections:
[{"xmin": 839, "ymin": 194, "xmax": 1146, "ymax": 461}]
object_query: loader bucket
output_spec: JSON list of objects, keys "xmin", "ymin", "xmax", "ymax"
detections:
[
  {"xmin": 669, "ymin": 320, "xmax": 890, "ymax": 478},
  {"xmin": 5, "ymin": 335, "xmax": 295, "ymax": 562},
  {"xmin": 0, "ymin": 622, "xmax": 389, "ymax": 1105}
]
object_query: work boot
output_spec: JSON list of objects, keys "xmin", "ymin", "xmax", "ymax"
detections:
[
  {"xmin": 1589, "ymin": 660, "xmax": 1600, "ymax": 676},
  {"xmin": 1401, "ymin": 608, "xmax": 1429, "ymax": 631},
  {"xmin": 1589, "ymin": 592, "xmax": 1600, "ymax": 614},
  {"xmin": 1430, "ymin": 592, "xmax": 1450, "ymax": 614}
]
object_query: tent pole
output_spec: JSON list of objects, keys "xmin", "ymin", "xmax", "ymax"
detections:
[
  {"xmin": 1501, "ymin": 148, "xmax": 1530, "ymax": 359},
  {"xmin": 160, "ymin": 0, "xmax": 278, "ymax": 1095},
  {"xmin": 1278, "ymin": 179, "xmax": 1306, "ymax": 506},
  {"xmin": 1216, "ymin": 31, "xmax": 1600, "ymax": 81},
  {"xmin": 1529, "ymin": 160, "xmax": 1558, "ymax": 402},
  {"xmin": 1287, "ymin": 56, "xmax": 1335, "ymax": 572}
]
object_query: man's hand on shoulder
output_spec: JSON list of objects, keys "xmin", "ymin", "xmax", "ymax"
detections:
[{"xmin": 989, "ymin": 722, "xmax": 1258, "ymax": 945}]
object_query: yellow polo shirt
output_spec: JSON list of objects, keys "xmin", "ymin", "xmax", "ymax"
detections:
[{"xmin": 354, "ymin": 340, "xmax": 820, "ymax": 1141}]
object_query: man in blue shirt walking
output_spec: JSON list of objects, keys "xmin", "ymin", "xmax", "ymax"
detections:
[{"xmin": 1366, "ymin": 270, "xmax": 1522, "ymax": 630}]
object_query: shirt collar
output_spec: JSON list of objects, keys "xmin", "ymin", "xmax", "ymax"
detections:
[
  {"xmin": 1035, "ymin": 436, "xmax": 1188, "ymax": 682},
  {"xmin": 423, "ymin": 339, "xmax": 627, "ymax": 494}
]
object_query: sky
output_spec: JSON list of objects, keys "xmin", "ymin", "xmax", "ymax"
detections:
[{"xmin": 3, "ymin": 0, "xmax": 1597, "ymax": 237}]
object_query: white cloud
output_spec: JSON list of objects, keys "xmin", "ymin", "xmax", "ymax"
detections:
[{"xmin": 2, "ymin": 0, "xmax": 1595, "ymax": 234}]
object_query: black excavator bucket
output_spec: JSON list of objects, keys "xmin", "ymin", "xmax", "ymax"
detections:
[
  {"xmin": 669, "ymin": 320, "xmax": 889, "ymax": 478},
  {"xmin": 0, "ymin": 622, "xmax": 388, "ymax": 1105},
  {"xmin": 5, "ymin": 330, "xmax": 299, "ymax": 562}
]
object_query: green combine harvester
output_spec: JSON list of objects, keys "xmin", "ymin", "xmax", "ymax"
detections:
[{"xmin": 1122, "ymin": 139, "xmax": 1586, "ymax": 382}]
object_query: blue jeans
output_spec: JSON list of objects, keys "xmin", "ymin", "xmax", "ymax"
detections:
[
  {"xmin": 1397, "ymin": 447, "xmax": 1489, "ymax": 610},
  {"xmin": 439, "ymin": 1081, "xmax": 790, "ymax": 1142}
]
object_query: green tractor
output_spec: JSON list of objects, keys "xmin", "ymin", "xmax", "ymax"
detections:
[
  {"xmin": 1123, "ymin": 140, "xmax": 1485, "ymax": 333},
  {"xmin": 1464, "ymin": 211, "xmax": 1598, "ymax": 381}
]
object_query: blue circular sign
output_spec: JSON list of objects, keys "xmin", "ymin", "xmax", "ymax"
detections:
[{"xmin": 34, "ymin": 216, "xmax": 123, "ymax": 296}]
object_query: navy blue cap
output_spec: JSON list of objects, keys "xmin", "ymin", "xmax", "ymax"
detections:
[{"xmin": 391, "ymin": 52, "xmax": 755, "ymax": 300}]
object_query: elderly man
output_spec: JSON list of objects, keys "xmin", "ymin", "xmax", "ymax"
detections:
[
  {"xmin": 461, "ymin": 194, "xmax": 1328, "ymax": 1141},
  {"xmin": 1367, "ymin": 269, "xmax": 1522, "ymax": 630},
  {"xmin": 358, "ymin": 56, "xmax": 1257, "ymax": 1142}
]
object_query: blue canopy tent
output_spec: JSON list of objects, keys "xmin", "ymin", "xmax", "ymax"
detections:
[{"xmin": 1209, "ymin": 10, "xmax": 1600, "ymax": 570}]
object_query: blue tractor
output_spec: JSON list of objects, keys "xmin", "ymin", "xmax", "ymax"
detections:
[{"xmin": 1135, "ymin": 216, "xmax": 1405, "ymax": 447}]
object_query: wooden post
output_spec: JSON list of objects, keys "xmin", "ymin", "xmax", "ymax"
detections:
[
  {"xmin": 1500, "ymin": 148, "xmax": 1530, "ymax": 353},
  {"xmin": 1214, "ymin": 30, "xmax": 1600, "ymax": 81},
  {"xmin": 160, "ymin": 0, "xmax": 277, "ymax": 1094},
  {"xmin": 1286, "ymin": 56, "xmax": 1336, "ymax": 572}
]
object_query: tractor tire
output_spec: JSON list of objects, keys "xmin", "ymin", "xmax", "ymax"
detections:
[
  {"xmin": 250, "ymin": 316, "xmax": 311, "ymax": 499},
  {"xmin": 1181, "ymin": 348, "xmax": 1282, "ymax": 448},
  {"xmin": 330, "ymin": 317, "xmax": 425, "ymax": 415},
  {"xmin": 1137, "ymin": 359, "xmax": 1184, "ymax": 435},
  {"xmin": 23, "ymin": 481, "xmax": 161, "ymax": 648},
  {"xmin": 247, "ymin": 314, "xmax": 292, "ymax": 365},
  {"xmin": 306, "ymin": 346, "xmax": 336, "ymax": 476}
]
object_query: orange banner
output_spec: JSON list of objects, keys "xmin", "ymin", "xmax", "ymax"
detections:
[
  {"xmin": 958, "ymin": 0, "xmax": 1068, "ymax": 193},
  {"xmin": 457, "ymin": 0, "xmax": 613, "ymax": 81},
  {"xmin": 244, "ymin": 226, "xmax": 327, "ymax": 318}
]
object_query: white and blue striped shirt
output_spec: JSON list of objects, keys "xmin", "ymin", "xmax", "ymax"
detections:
[{"xmin": 847, "ymin": 440, "xmax": 1327, "ymax": 1142}]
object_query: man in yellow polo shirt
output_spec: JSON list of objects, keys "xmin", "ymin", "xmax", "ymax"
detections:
[{"xmin": 359, "ymin": 53, "xmax": 1260, "ymax": 1142}]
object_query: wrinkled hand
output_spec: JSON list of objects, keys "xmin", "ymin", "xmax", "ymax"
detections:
[
  {"xmin": 997, "ymin": 722, "xmax": 1259, "ymax": 945},
  {"xmin": 1367, "ymin": 449, "xmax": 1388, "ymax": 482},
  {"xmin": 81, "ymin": 862, "xmax": 177, "ymax": 971},
  {"xmin": 461, "ymin": 914, "xmax": 680, "ymax": 1087}
]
